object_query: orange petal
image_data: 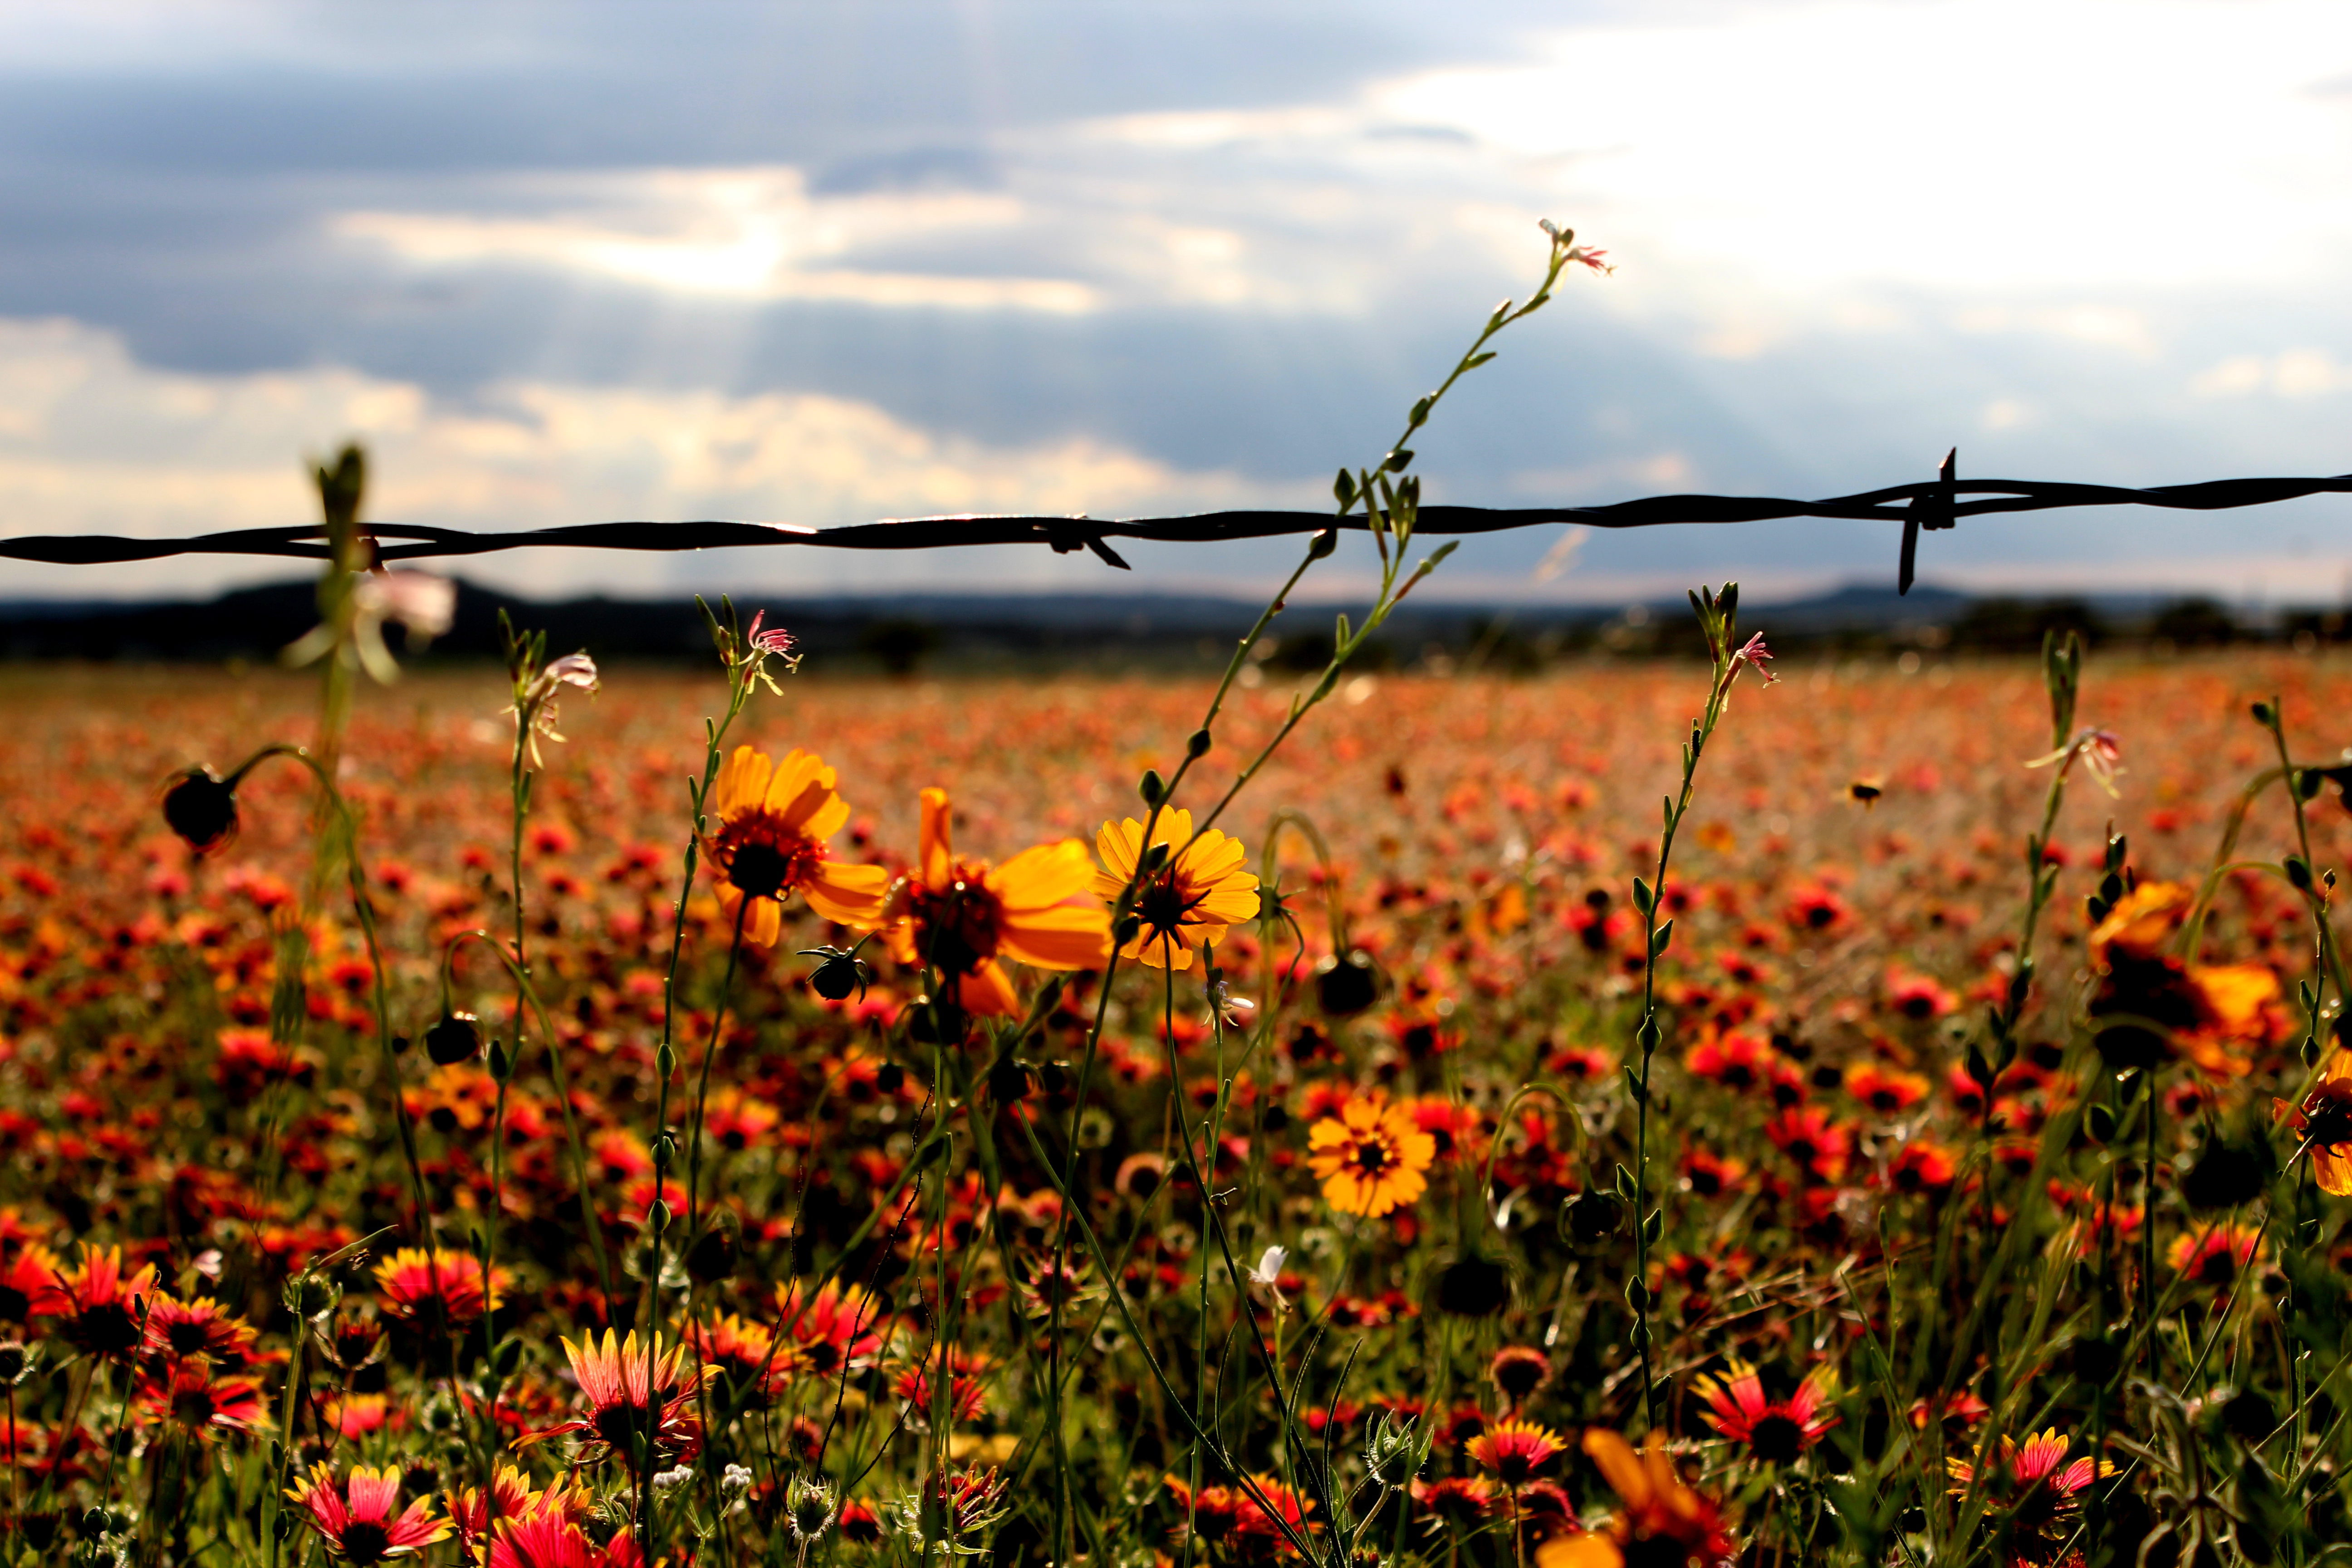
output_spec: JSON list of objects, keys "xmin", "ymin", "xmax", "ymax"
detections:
[
  {"xmin": 713, "ymin": 745, "xmax": 772, "ymax": 820},
  {"xmin": 805, "ymin": 862, "xmax": 889, "ymax": 929},
  {"xmin": 954, "ymin": 960, "xmax": 1021, "ymax": 1018},
  {"xmin": 991, "ymin": 840, "xmax": 1098, "ymax": 910},
  {"xmin": 919, "ymin": 789, "xmax": 953, "ymax": 889},
  {"xmin": 1000, "ymin": 905, "xmax": 1113, "ymax": 971}
]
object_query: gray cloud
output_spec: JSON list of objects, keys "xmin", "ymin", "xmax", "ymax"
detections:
[{"xmin": 3, "ymin": 0, "xmax": 2351, "ymax": 605}]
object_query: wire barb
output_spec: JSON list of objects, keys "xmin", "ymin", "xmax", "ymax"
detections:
[{"xmin": 5, "ymin": 458, "xmax": 2348, "ymax": 594}]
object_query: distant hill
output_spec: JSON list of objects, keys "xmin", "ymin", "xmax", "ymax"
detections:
[{"xmin": 0, "ymin": 578, "xmax": 2337, "ymax": 671}]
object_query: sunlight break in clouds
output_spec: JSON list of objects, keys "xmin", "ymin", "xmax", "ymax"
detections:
[
  {"xmin": 0, "ymin": 318, "xmax": 1265, "ymax": 598},
  {"xmin": 1376, "ymin": 0, "xmax": 2352, "ymax": 299},
  {"xmin": 336, "ymin": 168, "xmax": 1099, "ymax": 312}
]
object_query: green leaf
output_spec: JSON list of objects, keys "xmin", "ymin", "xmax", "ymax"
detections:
[
  {"xmin": 1621, "ymin": 1065, "xmax": 1647, "ymax": 1105},
  {"xmin": 1613, "ymin": 1163, "xmax": 1637, "ymax": 1200},
  {"xmin": 1650, "ymin": 919, "xmax": 1674, "ymax": 958},
  {"xmin": 1463, "ymin": 352, "xmax": 1496, "ymax": 369},
  {"xmin": 1631, "ymin": 877, "xmax": 1654, "ymax": 914},
  {"xmin": 1641, "ymin": 1208, "xmax": 1663, "ymax": 1243}
]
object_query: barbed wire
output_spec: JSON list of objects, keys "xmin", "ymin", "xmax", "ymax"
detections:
[{"xmin": 5, "ymin": 454, "xmax": 2348, "ymax": 595}]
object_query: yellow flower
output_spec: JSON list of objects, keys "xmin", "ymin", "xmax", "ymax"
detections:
[
  {"xmin": 1093, "ymin": 808, "xmax": 1260, "ymax": 971},
  {"xmin": 704, "ymin": 746, "xmax": 889, "ymax": 947},
  {"xmin": 883, "ymin": 787, "xmax": 1113, "ymax": 1017},
  {"xmin": 1307, "ymin": 1097, "xmax": 1436, "ymax": 1217}
]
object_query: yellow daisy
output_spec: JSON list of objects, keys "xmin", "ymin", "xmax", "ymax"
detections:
[
  {"xmin": 1307, "ymin": 1097, "xmax": 1436, "ymax": 1217},
  {"xmin": 704, "ymin": 745, "xmax": 888, "ymax": 946},
  {"xmin": 1092, "ymin": 808, "xmax": 1259, "ymax": 971}
]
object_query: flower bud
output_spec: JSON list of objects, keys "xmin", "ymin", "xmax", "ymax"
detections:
[
  {"xmin": 1139, "ymin": 769, "xmax": 1166, "ymax": 806},
  {"xmin": 0, "ymin": 1341, "xmax": 28, "ymax": 1385},
  {"xmin": 1364, "ymin": 1412, "xmax": 1419, "ymax": 1488},
  {"xmin": 425, "ymin": 1012, "xmax": 481, "ymax": 1066},
  {"xmin": 801, "ymin": 946, "xmax": 871, "ymax": 1003},
  {"xmin": 1433, "ymin": 1253, "xmax": 1509, "ymax": 1318},
  {"xmin": 161, "ymin": 767, "xmax": 240, "ymax": 854},
  {"xmin": 788, "ymin": 1473, "xmax": 838, "ymax": 1540},
  {"xmin": 1313, "ymin": 951, "xmax": 1379, "ymax": 1017}
]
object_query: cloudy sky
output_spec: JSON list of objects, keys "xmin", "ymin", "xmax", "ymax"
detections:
[{"xmin": 5, "ymin": 0, "xmax": 2352, "ymax": 605}]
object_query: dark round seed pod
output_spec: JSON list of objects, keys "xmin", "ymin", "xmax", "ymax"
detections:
[
  {"xmin": 988, "ymin": 1057, "xmax": 1033, "ymax": 1105},
  {"xmin": 424, "ymin": 1012, "xmax": 482, "ymax": 1066},
  {"xmin": 1563, "ymin": 1191, "xmax": 1626, "ymax": 1247},
  {"xmin": 162, "ymin": 767, "xmax": 240, "ymax": 854},
  {"xmin": 1314, "ymin": 951, "xmax": 1379, "ymax": 1017},
  {"xmin": 1434, "ymin": 1254, "xmax": 1509, "ymax": 1318}
]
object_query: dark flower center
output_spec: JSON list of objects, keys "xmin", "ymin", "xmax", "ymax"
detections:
[
  {"xmin": 1748, "ymin": 1413, "xmax": 1805, "ymax": 1465},
  {"xmin": 593, "ymin": 1400, "xmax": 651, "ymax": 1452},
  {"xmin": 725, "ymin": 835, "xmax": 809, "ymax": 900},
  {"xmin": 907, "ymin": 879, "xmax": 1003, "ymax": 976},
  {"xmin": 338, "ymin": 1519, "xmax": 393, "ymax": 1564},
  {"xmin": 1135, "ymin": 870, "xmax": 1195, "ymax": 935},
  {"xmin": 1352, "ymin": 1141, "xmax": 1392, "ymax": 1175},
  {"xmin": 67, "ymin": 1303, "xmax": 140, "ymax": 1357},
  {"xmin": 167, "ymin": 1320, "xmax": 211, "ymax": 1356}
]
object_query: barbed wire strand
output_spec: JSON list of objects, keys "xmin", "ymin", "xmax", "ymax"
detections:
[{"xmin": 5, "ymin": 458, "xmax": 2348, "ymax": 595}]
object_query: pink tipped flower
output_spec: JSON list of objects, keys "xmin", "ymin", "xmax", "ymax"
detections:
[
  {"xmin": 354, "ymin": 571, "xmax": 457, "ymax": 639},
  {"xmin": 1730, "ymin": 632, "xmax": 1777, "ymax": 686},
  {"xmin": 2024, "ymin": 727, "xmax": 2123, "ymax": 796},
  {"xmin": 286, "ymin": 1463, "xmax": 452, "ymax": 1562},
  {"xmin": 510, "ymin": 653, "xmax": 600, "ymax": 767},
  {"xmin": 1537, "ymin": 218, "xmax": 1615, "ymax": 276},
  {"xmin": 1693, "ymin": 1359, "xmax": 1839, "ymax": 1465},
  {"xmin": 745, "ymin": 610, "xmax": 796, "ymax": 658}
]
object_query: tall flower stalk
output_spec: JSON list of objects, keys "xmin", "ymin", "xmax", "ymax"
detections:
[
  {"xmin": 640, "ymin": 602, "xmax": 797, "ymax": 1552},
  {"xmin": 1622, "ymin": 590, "xmax": 1772, "ymax": 1428}
]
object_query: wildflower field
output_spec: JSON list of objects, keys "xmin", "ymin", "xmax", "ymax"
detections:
[
  {"xmin": 3, "ymin": 230, "xmax": 2348, "ymax": 1568},
  {"xmin": 4, "ymin": 624, "xmax": 2351, "ymax": 1568}
]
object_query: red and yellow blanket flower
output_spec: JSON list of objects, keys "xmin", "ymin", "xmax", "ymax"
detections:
[
  {"xmin": 704, "ymin": 745, "xmax": 889, "ymax": 945},
  {"xmin": 286, "ymin": 1463, "xmax": 453, "ymax": 1562},
  {"xmin": 882, "ymin": 786, "xmax": 1112, "ymax": 1016},
  {"xmin": 1092, "ymin": 807, "xmax": 1259, "ymax": 970}
]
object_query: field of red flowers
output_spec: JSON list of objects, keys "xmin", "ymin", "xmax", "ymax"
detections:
[{"xmin": 1, "ymin": 608, "xmax": 2349, "ymax": 1568}]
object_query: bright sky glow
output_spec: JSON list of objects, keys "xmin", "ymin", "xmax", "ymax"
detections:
[{"xmin": 1, "ymin": 0, "xmax": 2350, "ymax": 603}]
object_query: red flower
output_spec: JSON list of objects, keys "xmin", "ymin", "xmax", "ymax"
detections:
[
  {"xmin": 1886, "ymin": 970, "xmax": 1958, "ymax": 1021},
  {"xmin": 1685, "ymin": 1031, "xmax": 1772, "ymax": 1091},
  {"xmin": 286, "ymin": 1463, "xmax": 452, "ymax": 1563},
  {"xmin": 142, "ymin": 1292, "xmax": 258, "ymax": 1364},
  {"xmin": 1763, "ymin": 1106, "xmax": 1851, "ymax": 1183},
  {"xmin": 1946, "ymin": 1428, "xmax": 2114, "ymax": 1563},
  {"xmin": 137, "ymin": 1362, "xmax": 266, "ymax": 1441},
  {"xmin": 1887, "ymin": 1142, "xmax": 1957, "ymax": 1195},
  {"xmin": 1692, "ymin": 1359, "xmax": 1839, "ymax": 1465},
  {"xmin": 522, "ymin": 1330, "xmax": 701, "ymax": 1473},
  {"xmin": 41, "ymin": 1247, "xmax": 159, "ymax": 1362},
  {"xmin": 1468, "ymin": 1418, "xmax": 1565, "ymax": 1489},
  {"xmin": 1846, "ymin": 1064, "xmax": 1930, "ymax": 1117},
  {"xmin": 1680, "ymin": 1147, "xmax": 1749, "ymax": 1198},
  {"xmin": 771, "ymin": 1279, "xmax": 890, "ymax": 1379},
  {"xmin": 0, "ymin": 1244, "xmax": 60, "ymax": 1323},
  {"xmin": 1412, "ymin": 1475, "xmax": 1499, "ymax": 1532},
  {"xmin": 1784, "ymin": 885, "xmax": 1850, "ymax": 935},
  {"xmin": 373, "ymin": 1249, "xmax": 505, "ymax": 1333}
]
